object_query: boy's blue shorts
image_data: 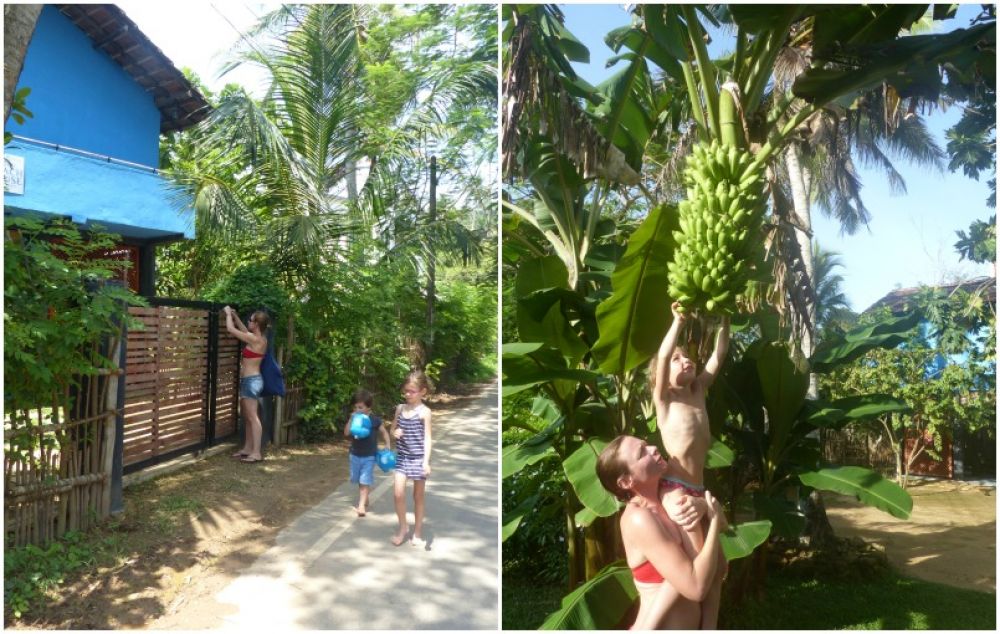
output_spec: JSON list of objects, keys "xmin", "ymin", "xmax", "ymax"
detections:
[{"xmin": 349, "ymin": 453, "xmax": 376, "ymax": 486}]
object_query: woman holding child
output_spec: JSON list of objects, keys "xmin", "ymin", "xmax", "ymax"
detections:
[
  {"xmin": 595, "ymin": 300, "xmax": 731, "ymax": 629},
  {"xmin": 596, "ymin": 436, "xmax": 726, "ymax": 629}
]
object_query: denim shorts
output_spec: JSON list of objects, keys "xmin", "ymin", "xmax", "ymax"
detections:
[
  {"xmin": 350, "ymin": 453, "xmax": 376, "ymax": 486},
  {"xmin": 239, "ymin": 375, "xmax": 263, "ymax": 399}
]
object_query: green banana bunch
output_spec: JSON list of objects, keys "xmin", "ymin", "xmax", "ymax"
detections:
[{"xmin": 667, "ymin": 140, "xmax": 767, "ymax": 315}]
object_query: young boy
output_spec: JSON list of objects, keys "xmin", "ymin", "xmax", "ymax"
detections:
[
  {"xmin": 344, "ymin": 389, "xmax": 391, "ymax": 517},
  {"xmin": 643, "ymin": 300, "xmax": 730, "ymax": 629}
]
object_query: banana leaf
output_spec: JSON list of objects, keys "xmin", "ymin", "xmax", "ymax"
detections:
[
  {"xmin": 706, "ymin": 437, "xmax": 735, "ymax": 469},
  {"xmin": 719, "ymin": 520, "xmax": 772, "ymax": 560},
  {"xmin": 564, "ymin": 438, "xmax": 620, "ymax": 517},
  {"xmin": 575, "ymin": 505, "xmax": 602, "ymax": 528},
  {"xmin": 592, "ymin": 203, "xmax": 678, "ymax": 374},
  {"xmin": 806, "ymin": 394, "xmax": 911, "ymax": 430},
  {"xmin": 540, "ymin": 561, "xmax": 637, "ymax": 630},
  {"xmin": 502, "ymin": 493, "xmax": 539, "ymax": 542},
  {"xmin": 794, "ymin": 23, "xmax": 995, "ymax": 106},
  {"xmin": 501, "ymin": 343, "xmax": 599, "ymax": 397},
  {"xmin": 757, "ymin": 342, "xmax": 810, "ymax": 468},
  {"xmin": 799, "ymin": 466, "xmax": 912, "ymax": 519},
  {"xmin": 752, "ymin": 494, "xmax": 806, "ymax": 539},
  {"xmin": 516, "ymin": 255, "xmax": 588, "ymax": 364},
  {"xmin": 810, "ymin": 312, "xmax": 920, "ymax": 372},
  {"xmin": 502, "ymin": 439, "xmax": 556, "ymax": 479}
]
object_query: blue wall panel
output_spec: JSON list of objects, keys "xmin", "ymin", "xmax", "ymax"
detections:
[
  {"xmin": 4, "ymin": 141, "xmax": 193, "ymax": 239},
  {"xmin": 10, "ymin": 6, "xmax": 161, "ymax": 167}
]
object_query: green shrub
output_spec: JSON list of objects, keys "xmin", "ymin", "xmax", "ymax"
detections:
[
  {"xmin": 4, "ymin": 531, "xmax": 96, "ymax": 619},
  {"xmin": 287, "ymin": 250, "xmax": 418, "ymax": 435},
  {"xmin": 431, "ymin": 278, "xmax": 497, "ymax": 387},
  {"xmin": 203, "ymin": 262, "xmax": 292, "ymax": 333},
  {"xmin": 502, "ymin": 392, "xmax": 568, "ymax": 584}
]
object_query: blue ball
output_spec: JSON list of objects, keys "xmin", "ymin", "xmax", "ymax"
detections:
[
  {"xmin": 349, "ymin": 412, "xmax": 371, "ymax": 438},
  {"xmin": 376, "ymin": 448, "xmax": 396, "ymax": 472}
]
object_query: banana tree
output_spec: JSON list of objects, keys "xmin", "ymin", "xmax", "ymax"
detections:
[
  {"xmin": 607, "ymin": 4, "xmax": 994, "ymax": 332},
  {"xmin": 532, "ymin": 310, "xmax": 922, "ymax": 628},
  {"xmin": 703, "ymin": 312, "xmax": 921, "ymax": 599},
  {"xmin": 502, "ymin": 3, "xmax": 991, "ymax": 625}
]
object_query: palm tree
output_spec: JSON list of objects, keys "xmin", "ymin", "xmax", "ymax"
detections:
[
  {"xmin": 3, "ymin": 4, "xmax": 42, "ymax": 122},
  {"xmin": 811, "ymin": 241, "xmax": 855, "ymax": 336},
  {"xmin": 770, "ymin": 27, "xmax": 945, "ymax": 369},
  {"xmin": 169, "ymin": 5, "xmax": 494, "ymax": 288}
]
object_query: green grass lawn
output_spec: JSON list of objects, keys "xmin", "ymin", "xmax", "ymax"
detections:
[{"xmin": 503, "ymin": 572, "xmax": 996, "ymax": 630}]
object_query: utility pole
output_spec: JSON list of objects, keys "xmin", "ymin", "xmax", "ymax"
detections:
[{"xmin": 425, "ymin": 156, "xmax": 437, "ymax": 369}]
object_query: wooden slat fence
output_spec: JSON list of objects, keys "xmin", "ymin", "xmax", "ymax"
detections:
[
  {"xmin": 214, "ymin": 316, "xmax": 241, "ymax": 440},
  {"xmin": 4, "ymin": 342, "xmax": 122, "ymax": 547},
  {"xmin": 276, "ymin": 385, "xmax": 304, "ymax": 444},
  {"xmin": 6, "ymin": 298, "xmax": 298, "ymax": 547},
  {"xmin": 122, "ymin": 302, "xmax": 240, "ymax": 473}
]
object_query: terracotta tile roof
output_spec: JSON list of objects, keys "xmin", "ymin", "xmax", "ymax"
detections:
[
  {"xmin": 57, "ymin": 4, "xmax": 211, "ymax": 133},
  {"xmin": 864, "ymin": 275, "xmax": 997, "ymax": 313}
]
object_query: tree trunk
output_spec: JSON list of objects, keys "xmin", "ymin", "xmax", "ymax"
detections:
[
  {"xmin": 583, "ymin": 513, "xmax": 623, "ymax": 579},
  {"xmin": 425, "ymin": 156, "xmax": 437, "ymax": 368},
  {"xmin": 802, "ymin": 489, "xmax": 836, "ymax": 549},
  {"xmin": 784, "ymin": 144, "xmax": 817, "ymax": 390},
  {"xmin": 784, "ymin": 144, "xmax": 835, "ymax": 545},
  {"xmin": 565, "ymin": 484, "xmax": 582, "ymax": 589},
  {"xmin": 4, "ymin": 4, "xmax": 42, "ymax": 123}
]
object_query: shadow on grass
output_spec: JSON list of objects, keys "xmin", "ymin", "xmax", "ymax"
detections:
[
  {"xmin": 503, "ymin": 570, "xmax": 996, "ymax": 631},
  {"xmin": 723, "ymin": 572, "xmax": 996, "ymax": 630},
  {"xmin": 502, "ymin": 575, "xmax": 565, "ymax": 630}
]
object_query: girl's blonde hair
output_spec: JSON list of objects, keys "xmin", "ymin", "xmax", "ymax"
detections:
[{"xmin": 403, "ymin": 370, "xmax": 433, "ymax": 393}]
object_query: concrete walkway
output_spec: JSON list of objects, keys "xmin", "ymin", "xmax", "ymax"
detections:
[{"xmin": 212, "ymin": 384, "xmax": 498, "ymax": 630}]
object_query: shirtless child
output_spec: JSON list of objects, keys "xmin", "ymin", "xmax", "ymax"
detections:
[{"xmin": 639, "ymin": 301, "xmax": 729, "ymax": 629}]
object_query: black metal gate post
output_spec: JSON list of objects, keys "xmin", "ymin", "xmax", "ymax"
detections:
[
  {"xmin": 111, "ymin": 312, "xmax": 127, "ymax": 514},
  {"xmin": 205, "ymin": 304, "xmax": 219, "ymax": 446}
]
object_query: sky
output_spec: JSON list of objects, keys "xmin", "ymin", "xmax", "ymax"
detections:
[
  {"xmin": 562, "ymin": 4, "xmax": 994, "ymax": 313},
  {"xmin": 116, "ymin": 2, "xmax": 275, "ymax": 98},
  {"xmin": 115, "ymin": 2, "xmax": 496, "ymax": 212}
]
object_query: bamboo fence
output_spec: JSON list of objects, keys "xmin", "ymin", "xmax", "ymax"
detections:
[{"xmin": 4, "ymin": 340, "xmax": 122, "ymax": 547}]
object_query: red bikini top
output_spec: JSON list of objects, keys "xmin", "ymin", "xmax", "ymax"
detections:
[
  {"xmin": 631, "ymin": 559, "xmax": 664, "ymax": 584},
  {"xmin": 242, "ymin": 347, "xmax": 264, "ymax": 359}
]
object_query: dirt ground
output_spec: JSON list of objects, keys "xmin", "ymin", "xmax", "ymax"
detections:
[
  {"xmin": 7, "ymin": 387, "xmax": 487, "ymax": 630},
  {"xmin": 825, "ymin": 478, "xmax": 996, "ymax": 594}
]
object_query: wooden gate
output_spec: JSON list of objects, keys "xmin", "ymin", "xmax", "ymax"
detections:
[{"xmin": 122, "ymin": 299, "xmax": 239, "ymax": 472}]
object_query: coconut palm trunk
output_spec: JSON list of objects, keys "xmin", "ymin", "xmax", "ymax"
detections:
[
  {"xmin": 3, "ymin": 4, "xmax": 42, "ymax": 122},
  {"xmin": 784, "ymin": 143, "xmax": 820, "ymax": 397}
]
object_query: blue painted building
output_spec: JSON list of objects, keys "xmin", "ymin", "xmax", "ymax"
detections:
[{"xmin": 4, "ymin": 4, "xmax": 209, "ymax": 294}]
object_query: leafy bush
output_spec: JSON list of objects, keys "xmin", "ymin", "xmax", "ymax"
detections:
[
  {"xmin": 4, "ymin": 216, "xmax": 146, "ymax": 412},
  {"xmin": 431, "ymin": 278, "xmax": 497, "ymax": 386},
  {"xmin": 203, "ymin": 262, "xmax": 292, "ymax": 333},
  {"xmin": 286, "ymin": 250, "xmax": 419, "ymax": 439},
  {"xmin": 501, "ymin": 392, "xmax": 568, "ymax": 584},
  {"xmin": 4, "ymin": 531, "xmax": 96, "ymax": 619}
]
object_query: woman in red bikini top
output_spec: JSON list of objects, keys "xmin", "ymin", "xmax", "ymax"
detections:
[
  {"xmin": 596, "ymin": 435, "xmax": 726, "ymax": 630},
  {"xmin": 224, "ymin": 306, "xmax": 269, "ymax": 463}
]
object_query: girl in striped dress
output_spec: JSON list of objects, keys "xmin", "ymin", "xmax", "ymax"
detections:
[{"xmin": 390, "ymin": 371, "xmax": 433, "ymax": 546}]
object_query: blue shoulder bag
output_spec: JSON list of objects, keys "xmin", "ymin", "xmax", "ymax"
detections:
[{"xmin": 260, "ymin": 350, "xmax": 286, "ymax": 397}]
